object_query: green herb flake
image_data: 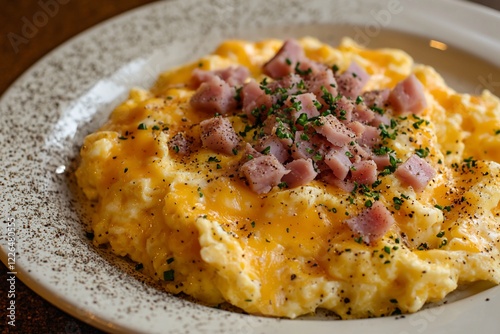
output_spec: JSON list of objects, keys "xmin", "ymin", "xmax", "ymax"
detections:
[
  {"xmin": 208, "ymin": 156, "xmax": 221, "ymax": 163},
  {"xmin": 278, "ymin": 182, "xmax": 288, "ymax": 190},
  {"xmin": 415, "ymin": 147, "xmax": 429, "ymax": 158},
  {"xmin": 261, "ymin": 146, "xmax": 271, "ymax": 155},
  {"xmin": 296, "ymin": 113, "xmax": 309, "ymax": 126},
  {"xmin": 166, "ymin": 257, "xmax": 175, "ymax": 264},
  {"xmin": 137, "ymin": 123, "xmax": 147, "ymax": 130},
  {"xmin": 163, "ymin": 269, "xmax": 175, "ymax": 281}
]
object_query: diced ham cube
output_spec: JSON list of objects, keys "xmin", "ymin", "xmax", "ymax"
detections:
[
  {"xmin": 321, "ymin": 171, "xmax": 356, "ymax": 192},
  {"xmin": 268, "ymin": 73, "xmax": 304, "ymax": 97},
  {"xmin": 314, "ymin": 114, "xmax": 356, "ymax": 147},
  {"xmin": 307, "ymin": 69, "xmax": 338, "ymax": 110},
  {"xmin": 199, "ymin": 117, "xmax": 240, "ymax": 155},
  {"xmin": 214, "ymin": 66, "xmax": 250, "ymax": 87},
  {"xmin": 333, "ymin": 96, "xmax": 354, "ymax": 123},
  {"xmin": 240, "ymin": 155, "xmax": 289, "ymax": 194},
  {"xmin": 324, "ymin": 147, "xmax": 352, "ymax": 180},
  {"xmin": 285, "ymin": 93, "xmax": 320, "ymax": 123},
  {"xmin": 388, "ymin": 74, "xmax": 427, "ymax": 114},
  {"xmin": 362, "ymin": 89, "xmax": 390, "ymax": 108},
  {"xmin": 190, "ymin": 76, "xmax": 237, "ymax": 114},
  {"xmin": 352, "ymin": 102, "xmax": 375, "ymax": 123},
  {"xmin": 370, "ymin": 112, "xmax": 391, "ymax": 127},
  {"xmin": 359, "ymin": 125, "xmax": 381, "ymax": 148},
  {"xmin": 345, "ymin": 201, "xmax": 395, "ymax": 243},
  {"xmin": 168, "ymin": 132, "xmax": 195, "ymax": 155},
  {"xmin": 346, "ymin": 121, "xmax": 365, "ymax": 137},
  {"xmin": 350, "ymin": 160, "xmax": 377, "ymax": 185},
  {"xmin": 282, "ymin": 158, "xmax": 318, "ymax": 188},
  {"xmin": 348, "ymin": 143, "xmax": 371, "ymax": 162},
  {"xmin": 191, "ymin": 65, "xmax": 250, "ymax": 88},
  {"xmin": 241, "ymin": 80, "xmax": 273, "ymax": 120},
  {"xmin": 263, "ymin": 39, "xmax": 305, "ymax": 79},
  {"xmin": 291, "ymin": 131, "xmax": 317, "ymax": 160},
  {"xmin": 371, "ymin": 153, "xmax": 391, "ymax": 170},
  {"xmin": 296, "ymin": 58, "xmax": 327, "ymax": 76},
  {"xmin": 254, "ymin": 135, "xmax": 290, "ymax": 164},
  {"xmin": 394, "ymin": 154, "xmax": 436, "ymax": 192},
  {"xmin": 336, "ymin": 62, "xmax": 370, "ymax": 99}
]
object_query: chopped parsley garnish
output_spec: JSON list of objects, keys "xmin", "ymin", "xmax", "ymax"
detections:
[
  {"xmin": 393, "ymin": 197, "xmax": 403, "ymax": 210},
  {"xmin": 415, "ymin": 147, "xmax": 430, "ymax": 158},
  {"xmin": 163, "ymin": 269, "xmax": 175, "ymax": 281},
  {"xmin": 412, "ymin": 114, "xmax": 429, "ymax": 129},
  {"xmin": 378, "ymin": 123, "xmax": 398, "ymax": 140},
  {"xmin": 208, "ymin": 156, "xmax": 221, "ymax": 163},
  {"xmin": 371, "ymin": 106, "xmax": 385, "ymax": 115},
  {"xmin": 261, "ymin": 146, "xmax": 271, "ymax": 155},
  {"xmin": 463, "ymin": 157, "xmax": 477, "ymax": 169},
  {"xmin": 296, "ymin": 113, "xmax": 308, "ymax": 126},
  {"xmin": 137, "ymin": 123, "xmax": 147, "ymax": 130},
  {"xmin": 278, "ymin": 182, "xmax": 288, "ymax": 190}
]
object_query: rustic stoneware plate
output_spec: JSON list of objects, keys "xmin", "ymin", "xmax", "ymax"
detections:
[{"xmin": 1, "ymin": 0, "xmax": 499, "ymax": 333}]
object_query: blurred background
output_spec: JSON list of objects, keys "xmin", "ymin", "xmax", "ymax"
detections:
[{"xmin": 0, "ymin": 0, "xmax": 498, "ymax": 333}]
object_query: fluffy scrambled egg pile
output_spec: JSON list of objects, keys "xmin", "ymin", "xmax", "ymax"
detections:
[{"xmin": 76, "ymin": 38, "xmax": 500, "ymax": 319}]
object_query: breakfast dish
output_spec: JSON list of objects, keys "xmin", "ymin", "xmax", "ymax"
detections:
[
  {"xmin": 75, "ymin": 37, "xmax": 500, "ymax": 319},
  {"xmin": 1, "ymin": 0, "xmax": 500, "ymax": 332}
]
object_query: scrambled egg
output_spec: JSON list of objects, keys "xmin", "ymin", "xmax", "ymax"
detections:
[{"xmin": 75, "ymin": 38, "xmax": 500, "ymax": 319}]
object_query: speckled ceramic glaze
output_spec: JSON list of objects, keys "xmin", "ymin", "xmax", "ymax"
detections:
[{"xmin": 1, "ymin": 0, "xmax": 500, "ymax": 333}]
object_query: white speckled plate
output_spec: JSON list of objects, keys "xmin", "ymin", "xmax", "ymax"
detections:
[{"xmin": 1, "ymin": 0, "xmax": 500, "ymax": 333}]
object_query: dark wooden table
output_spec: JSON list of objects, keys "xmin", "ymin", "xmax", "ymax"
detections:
[{"xmin": 1, "ymin": 1, "xmax": 498, "ymax": 333}]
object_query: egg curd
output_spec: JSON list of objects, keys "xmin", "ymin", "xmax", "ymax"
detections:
[{"xmin": 75, "ymin": 38, "xmax": 500, "ymax": 319}]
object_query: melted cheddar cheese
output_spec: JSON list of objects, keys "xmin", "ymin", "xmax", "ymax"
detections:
[{"xmin": 75, "ymin": 38, "xmax": 500, "ymax": 319}]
